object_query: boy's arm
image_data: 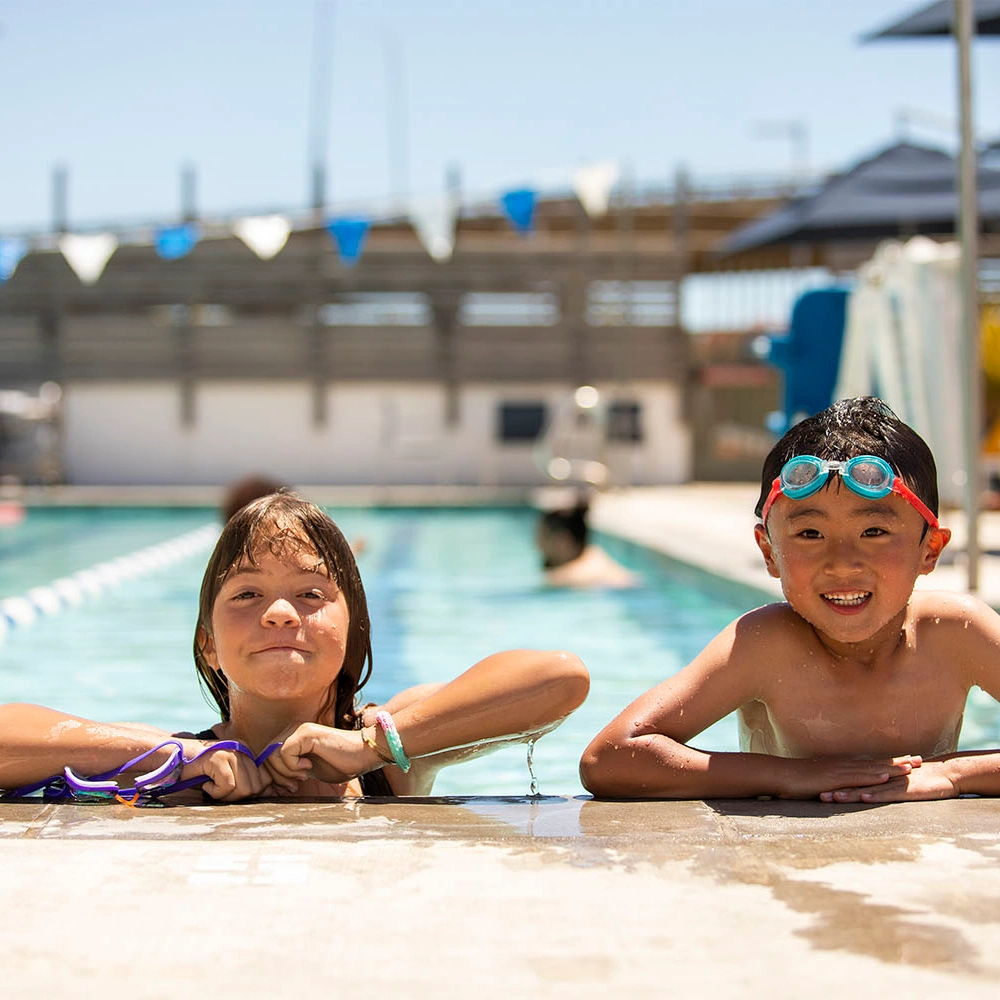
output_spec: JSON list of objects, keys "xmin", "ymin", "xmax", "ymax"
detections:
[
  {"xmin": 817, "ymin": 749, "xmax": 1000, "ymax": 803},
  {"xmin": 825, "ymin": 595, "xmax": 1000, "ymax": 802},
  {"xmin": 580, "ymin": 611, "xmax": 918, "ymax": 800}
]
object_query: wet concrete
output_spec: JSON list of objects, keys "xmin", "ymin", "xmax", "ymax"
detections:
[{"xmin": 3, "ymin": 796, "xmax": 1000, "ymax": 997}]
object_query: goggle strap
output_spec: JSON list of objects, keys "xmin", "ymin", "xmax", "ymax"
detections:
[
  {"xmin": 892, "ymin": 481, "xmax": 939, "ymax": 529},
  {"xmin": 760, "ymin": 477, "xmax": 782, "ymax": 525}
]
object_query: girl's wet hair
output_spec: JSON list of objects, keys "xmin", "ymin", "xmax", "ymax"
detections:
[
  {"xmin": 755, "ymin": 396, "xmax": 940, "ymax": 521},
  {"xmin": 194, "ymin": 491, "xmax": 372, "ymax": 729}
]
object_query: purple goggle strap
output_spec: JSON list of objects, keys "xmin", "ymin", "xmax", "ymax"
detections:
[{"xmin": 1, "ymin": 739, "xmax": 282, "ymax": 803}]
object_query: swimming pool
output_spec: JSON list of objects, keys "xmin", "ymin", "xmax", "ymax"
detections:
[{"xmin": 3, "ymin": 505, "xmax": 998, "ymax": 797}]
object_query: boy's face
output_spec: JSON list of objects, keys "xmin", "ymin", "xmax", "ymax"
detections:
[{"xmin": 753, "ymin": 481, "xmax": 951, "ymax": 647}]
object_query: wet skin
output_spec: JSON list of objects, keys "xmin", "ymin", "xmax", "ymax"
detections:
[{"xmin": 579, "ymin": 482, "xmax": 1000, "ymax": 800}]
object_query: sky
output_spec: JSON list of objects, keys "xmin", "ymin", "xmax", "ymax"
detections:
[{"xmin": 0, "ymin": 0, "xmax": 998, "ymax": 233}]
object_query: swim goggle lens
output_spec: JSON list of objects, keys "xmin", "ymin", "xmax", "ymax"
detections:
[{"xmin": 761, "ymin": 455, "xmax": 938, "ymax": 528}]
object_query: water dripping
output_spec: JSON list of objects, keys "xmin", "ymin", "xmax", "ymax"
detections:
[{"xmin": 526, "ymin": 738, "xmax": 539, "ymax": 796}]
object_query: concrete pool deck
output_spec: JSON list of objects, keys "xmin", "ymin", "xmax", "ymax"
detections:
[{"xmin": 7, "ymin": 483, "xmax": 1000, "ymax": 997}]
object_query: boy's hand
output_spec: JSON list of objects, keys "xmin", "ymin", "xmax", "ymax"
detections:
[
  {"xmin": 779, "ymin": 754, "xmax": 923, "ymax": 800},
  {"xmin": 179, "ymin": 742, "xmax": 273, "ymax": 802},
  {"xmin": 265, "ymin": 723, "xmax": 371, "ymax": 787},
  {"xmin": 819, "ymin": 759, "xmax": 958, "ymax": 803}
]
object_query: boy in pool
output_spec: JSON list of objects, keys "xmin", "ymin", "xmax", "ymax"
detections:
[
  {"xmin": 0, "ymin": 493, "xmax": 589, "ymax": 801},
  {"xmin": 581, "ymin": 396, "xmax": 1000, "ymax": 802}
]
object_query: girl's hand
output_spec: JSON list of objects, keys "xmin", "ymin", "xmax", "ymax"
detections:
[
  {"xmin": 265, "ymin": 723, "xmax": 372, "ymax": 786},
  {"xmin": 778, "ymin": 755, "xmax": 923, "ymax": 800},
  {"xmin": 818, "ymin": 759, "xmax": 958, "ymax": 803},
  {"xmin": 179, "ymin": 742, "xmax": 273, "ymax": 802}
]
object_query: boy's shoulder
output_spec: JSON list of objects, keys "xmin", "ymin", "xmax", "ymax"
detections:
[
  {"xmin": 908, "ymin": 588, "xmax": 995, "ymax": 620},
  {"xmin": 729, "ymin": 601, "xmax": 816, "ymax": 650}
]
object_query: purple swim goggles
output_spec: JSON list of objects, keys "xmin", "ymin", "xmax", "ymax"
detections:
[{"xmin": 1, "ymin": 739, "xmax": 281, "ymax": 806}]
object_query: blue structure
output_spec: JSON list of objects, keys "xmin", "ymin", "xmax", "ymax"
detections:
[{"xmin": 760, "ymin": 287, "xmax": 850, "ymax": 434}]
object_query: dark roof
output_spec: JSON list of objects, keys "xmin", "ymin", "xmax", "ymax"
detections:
[
  {"xmin": 862, "ymin": 0, "xmax": 1000, "ymax": 39},
  {"xmin": 718, "ymin": 141, "xmax": 1000, "ymax": 254}
]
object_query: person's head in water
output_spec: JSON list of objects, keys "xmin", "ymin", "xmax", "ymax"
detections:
[
  {"xmin": 537, "ymin": 499, "xmax": 590, "ymax": 569},
  {"xmin": 221, "ymin": 475, "xmax": 290, "ymax": 523},
  {"xmin": 194, "ymin": 492, "xmax": 372, "ymax": 730}
]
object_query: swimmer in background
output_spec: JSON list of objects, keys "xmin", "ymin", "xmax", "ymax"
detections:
[
  {"xmin": 221, "ymin": 475, "xmax": 366, "ymax": 556},
  {"xmin": 537, "ymin": 498, "xmax": 639, "ymax": 589},
  {"xmin": 581, "ymin": 396, "xmax": 1000, "ymax": 802},
  {"xmin": 0, "ymin": 492, "xmax": 589, "ymax": 801},
  {"xmin": 221, "ymin": 475, "xmax": 288, "ymax": 522}
]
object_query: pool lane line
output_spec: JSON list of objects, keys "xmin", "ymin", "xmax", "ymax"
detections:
[{"xmin": 0, "ymin": 523, "xmax": 219, "ymax": 642}]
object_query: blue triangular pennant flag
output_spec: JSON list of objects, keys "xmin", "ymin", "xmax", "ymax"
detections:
[
  {"xmin": 155, "ymin": 223, "xmax": 200, "ymax": 260},
  {"xmin": 500, "ymin": 188, "xmax": 536, "ymax": 235},
  {"xmin": 326, "ymin": 217, "xmax": 370, "ymax": 266},
  {"xmin": 0, "ymin": 237, "xmax": 29, "ymax": 282}
]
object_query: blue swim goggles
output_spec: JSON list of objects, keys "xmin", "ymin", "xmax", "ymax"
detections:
[{"xmin": 761, "ymin": 454, "xmax": 939, "ymax": 528}]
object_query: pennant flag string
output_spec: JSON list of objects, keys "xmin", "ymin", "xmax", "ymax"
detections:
[
  {"xmin": 155, "ymin": 223, "xmax": 201, "ymax": 261},
  {"xmin": 233, "ymin": 214, "xmax": 291, "ymax": 260},
  {"xmin": 59, "ymin": 233, "xmax": 118, "ymax": 285},
  {"xmin": 0, "ymin": 163, "xmax": 619, "ymax": 273},
  {"xmin": 0, "ymin": 238, "xmax": 29, "ymax": 282},
  {"xmin": 326, "ymin": 217, "xmax": 370, "ymax": 267},
  {"xmin": 572, "ymin": 162, "xmax": 619, "ymax": 218},
  {"xmin": 409, "ymin": 195, "xmax": 458, "ymax": 262},
  {"xmin": 500, "ymin": 188, "xmax": 536, "ymax": 235}
]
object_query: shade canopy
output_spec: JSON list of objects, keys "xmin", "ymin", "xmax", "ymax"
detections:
[
  {"xmin": 862, "ymin": 0, "xmax": 1000, "ymax": 38},
  {"xmin": 718, "ymin": 141, "xmax": 1000, "ymax": 254}
]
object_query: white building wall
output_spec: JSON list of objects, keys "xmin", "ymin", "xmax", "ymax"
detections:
[{"xmin": 61, "ymin": 380, "xmax": 691, "ymax": 486}]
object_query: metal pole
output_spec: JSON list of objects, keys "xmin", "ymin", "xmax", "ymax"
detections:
[
  {"xmin": 955, "ymin": 0, "xmax": 980, "ymax": 591},
  {"xmin": 384, "ymin": 28, "xmax": 409, "ymax": 215},
  {"xmin": 308, "ymin": 0, "xmax": 335, "ymax": 214},
  {"xmin": 51, "ymin": 164, "xmax": 68, "ymax": 234}
]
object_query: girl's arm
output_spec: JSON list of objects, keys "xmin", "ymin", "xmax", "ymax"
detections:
[
  {"xmin": 380, "ymin": 648, "xmax": 589, "ymax": 794},
  {"xmin": 579, "ymin": 612, "xmax": 918, "ymax": 800},
  {"xmin": 0, "ymin": 703, "xmax": 270, "ymax": 801},
  {"xmin": 270, "ymin": 649, "xmax": 590, "ymax": 795},
  {"xmin": 0, "ymin": 704, "xmax": 182, "ymax": 787}
]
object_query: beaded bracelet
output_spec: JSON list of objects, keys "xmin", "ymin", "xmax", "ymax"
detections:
[
  {"xmin": 374, "ymin": 711, "xmax": 411, "ymax": 773},
  {"xmin": 361, "ymin": 726, "xmax": 395, "ymax": 766}
]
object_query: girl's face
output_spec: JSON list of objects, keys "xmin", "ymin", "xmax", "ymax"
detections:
[{"xmin": 201, "ymin": 537, "xmax": 351, "ymax": 715}]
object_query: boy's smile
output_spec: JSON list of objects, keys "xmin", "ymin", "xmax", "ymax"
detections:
[{"xmin": 754, "ymin": 482, "xmax": 950, "ymax": 652}]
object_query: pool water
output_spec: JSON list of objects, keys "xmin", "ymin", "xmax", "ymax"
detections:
[{"xmin": 3, "ymin": 506, "xmax": 997, "ymax": 797}]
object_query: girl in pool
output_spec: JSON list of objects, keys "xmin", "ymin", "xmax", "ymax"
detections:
[{"xmin": 0, "ymin": 492, "xmax": 590, "ymax": 801}]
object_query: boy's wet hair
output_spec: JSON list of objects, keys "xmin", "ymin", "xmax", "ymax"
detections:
[
  {"xmin": 194, "ymin": 491, "xmax": 372, "ymax": 729},
  {"xmin": 755, "ymin": 396, "xmax": 940, "ymax": 521}
]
